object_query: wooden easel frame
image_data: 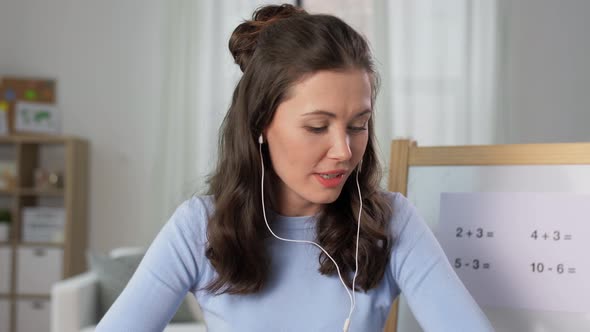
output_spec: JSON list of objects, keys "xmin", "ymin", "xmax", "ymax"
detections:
[{"xmin": 383, "ymin": 139, "xmax": 590, "ymax": 332}]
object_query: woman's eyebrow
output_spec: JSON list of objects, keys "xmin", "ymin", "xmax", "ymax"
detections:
[{"xmin": 301, "ymin": 109, "xmax": 372, "ymax": 118}]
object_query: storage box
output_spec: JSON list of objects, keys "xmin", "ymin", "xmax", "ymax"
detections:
[
  {"xmin": 22, "ymin": 207, "xmax": 65, "ymax": 243},
  {"xmin": 0, "ymin": 247, "xmax": 11, "ymax": 294},
  {"xmin": 0, "ymin": 299, "xmax": 11, "ymax": 332},
  {"xmin": 16, "ymin": 299, "xmax": 50, "ymax": 332},
  {"xmin": 16, "ymin": 247, "xmax": 62, "ymax": 294},
  {"xmin": 0, "ymin": 224, "xmax": 10, "ymax": 241}
]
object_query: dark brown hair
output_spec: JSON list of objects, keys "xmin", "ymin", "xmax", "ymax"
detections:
[{"xmin": 205, "ymin": 4, "xmax": 393, "ymax": 295}]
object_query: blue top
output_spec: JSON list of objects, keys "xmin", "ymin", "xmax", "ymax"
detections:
[{"xmin": 96, "ymin": 192, "xmax": 493, "ymax": 331}]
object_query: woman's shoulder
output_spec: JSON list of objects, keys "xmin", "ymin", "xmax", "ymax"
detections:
[
  {"xmin": 380, "ymin": 191, "xmax": 425, "ymax": 237},
  {"xmin": 180, "ymin": 194, "xmax": 215, "ymax": 214},
  {"xmin": 165, "ymin": 195, "xmax": 216, "ymax": 238},
  {"xmin": 381, "ymin": 191, "xmax": 415, "ymax": 219}
]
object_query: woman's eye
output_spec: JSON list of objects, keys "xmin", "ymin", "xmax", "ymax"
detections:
[
  {"xmin": 306, "ymin": 126, "xmax": 327, "ymax": 133},
  {"xmin": 348, "ymin": 126, "xmax": 368, "ymax": 132},
  {"xmin": 305, "ymin": 125, "xmax": 367, "ymax": 134}
]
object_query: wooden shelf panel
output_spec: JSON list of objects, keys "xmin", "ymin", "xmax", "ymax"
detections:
[
  {"xmin": 18, "ymin": 188, "xmax": 64, "ymax": 196},
  {"xmin": 0, "ymin": 135, "xmax": 76, "ymax": 144},
  {"xmin": 17, "ymin": 242, "xmax": 64, "ymax": 248},
  {"xmin": 13, "ymin": 294, "xmax": 50, "ymax": 300},
  {"xmin": 0, "ymin": 188, "xmax": 64, "ymax": 196},
  {"xmin": 0, "ymin": 242, "xmax": 63, "ymax": 247},
  {"xmin": 0, "ymin": 189, "xmax": 17, "ymax": 195}
]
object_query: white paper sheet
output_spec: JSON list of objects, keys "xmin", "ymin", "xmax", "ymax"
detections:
[{"xmin": 436, "ymin": 192, "xmax": 590, "ymax": 313}]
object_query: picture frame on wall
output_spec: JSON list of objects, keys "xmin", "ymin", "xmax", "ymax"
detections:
[
  {"xmin": 0, "ymin": 77, "xmax": 56, "ymax": 135},
  {"xmin": 14, "ymin": 102, "xmax": 61, "ymax": 134}
]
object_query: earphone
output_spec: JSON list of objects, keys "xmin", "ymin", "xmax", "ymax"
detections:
[{"xmin": 258, "ymin": 134, "xmax": 362, "ymax": 332}]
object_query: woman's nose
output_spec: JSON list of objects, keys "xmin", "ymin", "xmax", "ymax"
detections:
[{"xmin": 327, "ymin": 132, "xmax": 352, "ymax": 161}]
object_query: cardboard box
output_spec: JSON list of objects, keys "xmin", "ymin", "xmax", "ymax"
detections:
[{"xmin": 22, "ymin": 207, "xmax": 65, "ymax": 243}]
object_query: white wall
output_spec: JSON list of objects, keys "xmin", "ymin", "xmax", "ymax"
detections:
[
  {"xmin": 0, "ymin": 0, "xmax": 165, "ymax": 252},
  {"xmin": 497, "ymin": 0, "xmax": 590, "ymax": 143},
  {"xmin": 2, "ymin": 0, "xmax": 589, "ymax": 253}
]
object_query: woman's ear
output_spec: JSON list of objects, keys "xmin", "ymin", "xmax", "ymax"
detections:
[{"xmin": 261, "ymin": 128, "xmax": 269, "ymax": 144}]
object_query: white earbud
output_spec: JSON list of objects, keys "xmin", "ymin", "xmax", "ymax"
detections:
[{"xmin": 258, "ymin": 140, "xmax": 362, "ymax": 332}]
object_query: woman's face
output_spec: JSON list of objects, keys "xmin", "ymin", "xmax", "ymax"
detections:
[{"xmin": 264, "ymin": 69, "xmax": 372, "ymax": 216}]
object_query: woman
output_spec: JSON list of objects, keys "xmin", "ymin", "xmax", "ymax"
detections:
[{"xmin": 97, "ymin": 4, "xmax": 493, "ymax": 331}]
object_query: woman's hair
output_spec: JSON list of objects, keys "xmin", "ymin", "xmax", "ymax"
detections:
[{"xmin": 205, "ymin": 4, "xmax": 393, "ymax": 295}]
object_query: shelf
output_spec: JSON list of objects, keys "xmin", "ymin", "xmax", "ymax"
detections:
[
  {"xmin": 0, "ymin": 188, "xmax": 65, "ymax": 196},
  {"xmin": 17, "ymin": 242, "xmax": 64, "ymax": 248},
  {"xmin": 0, "ymin": 135, "xmax": 88, "ymax": 332},
  {"xmin": 1, "ymin": 239, "xmax": 65, "ymax": 246},
  {"xmin": 0, "ymin": 135, "xmax": 76, "ymax": 144},
  {"xmin": 18, "ymin": 188, "xmax": 64, "ymax": 196},
  {"xmin": 14, "ymin": 294, "xmax": 51, "ymax": 300}
]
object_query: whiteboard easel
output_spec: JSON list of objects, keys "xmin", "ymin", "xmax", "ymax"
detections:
[{"xmin": 383, "ymin": 139, "xmax": 590, "ymax": 332}]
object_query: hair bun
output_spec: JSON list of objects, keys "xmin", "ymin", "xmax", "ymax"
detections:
[{"xmin": 229, "ymin": 4, "xmax": 306, "ymax": 72}]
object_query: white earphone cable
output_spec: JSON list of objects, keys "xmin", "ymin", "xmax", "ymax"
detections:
[
  {"xmin": 351, "ymin": 166, "xmax": 362, "ymax": 313},
  {"xmin": 258, "ymin": 137, "xmax": 361, "ymax": 332}
]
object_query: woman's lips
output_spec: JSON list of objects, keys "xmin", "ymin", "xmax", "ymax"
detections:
[{"xmin": 314, "ymin": 172, "xmax": 345, "ymax": 188}]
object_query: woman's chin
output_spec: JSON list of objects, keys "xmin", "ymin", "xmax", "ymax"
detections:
[{"xmin": 313, "ymin": 190, "xmax": 343, "ymax": 205}]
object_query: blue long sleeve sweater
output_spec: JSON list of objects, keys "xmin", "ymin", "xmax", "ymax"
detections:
[{"xmin": 96, "ymin": 192, "xmax": 493, "ymax": 331}]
